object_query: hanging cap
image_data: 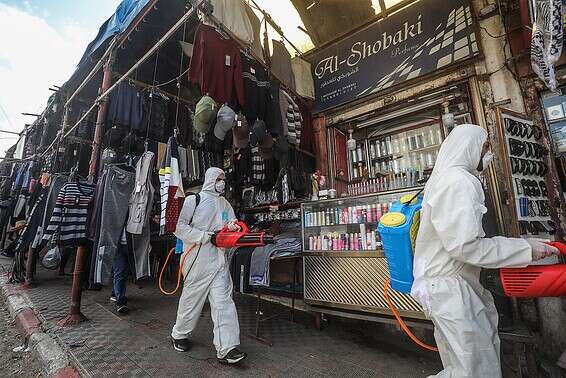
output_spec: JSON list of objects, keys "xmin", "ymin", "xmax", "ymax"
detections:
[
  {"xmin": 213, "ymin": 105, "xmax": 236, "ymax": 141},
  {"xmin": 194, "ymin": 95, "xmax": 217, "ymax": 133},
  {"xmin": 232, "ymin": 114, "xmax": 250, "ymax": 148}
]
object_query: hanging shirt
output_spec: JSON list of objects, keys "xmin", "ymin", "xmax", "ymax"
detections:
[
  {"xmin": 188, "ymin": 23, "xmax": 245, "ymax": 107},
  {"xmin": 159, "ymin": 136, "xmax": 185, "ymax": 235},
  {"xmin": 203, "ymin": 0, "xmax": 254, "ymax": 44},
  {"xmin": 280, "ymin": 90, "xmax": 303, "ymax": 147},
  {"xmin": 271, "ymin": 40, "xmax": 295, "ymax": 92},
  {"xmin": 42, "ymin": 182, "xmax": 95, "ymax": 245},
  {"xmin": 241, "ymin": 53, "xmax": 270, "ymax": 123},
  {"xmin": 107, "ymin": 82, "xmax": 145, "ymax": 130},
  {"xmin": 291, "ymin": 57, "xmax": 315, "ymax": 100}
]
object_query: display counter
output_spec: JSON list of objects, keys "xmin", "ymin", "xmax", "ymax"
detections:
[{"xmin": 301, "ymin": 188, "xmax": 425, "ymax": 319}]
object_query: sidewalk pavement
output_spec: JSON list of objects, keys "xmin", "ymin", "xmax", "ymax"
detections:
[{"xmin": 0, "ymin": 256, "xmax": 445, "ymax": 377}]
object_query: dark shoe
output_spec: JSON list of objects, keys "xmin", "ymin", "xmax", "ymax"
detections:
[
  {"xmin": 218, "ymin": 348, "xmax": 247, "ymax": 364},
  {"xmin": 116, "ymin": 304, "xmax": 129, "ymax": 314},
  {"xmin": 171, "ymin": 337, "xmax": 191, "ymax": 352}
]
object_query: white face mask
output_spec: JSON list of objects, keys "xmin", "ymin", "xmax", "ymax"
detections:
[
  {"xmin": 215, "ymin": 180, "xmax": 225, "ymax": 194},
  {"xmin": 478, "ymin": 151, "xmax": 493, "ymax": 172}
]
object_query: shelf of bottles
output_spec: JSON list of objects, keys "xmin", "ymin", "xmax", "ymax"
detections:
[
  {"xmin": 347, "ymin": 124, "xmax": 443, "ymax": 195},
  {"xmin": 301, "ymin": 189, "xmax": 421, "ymax": 253},
  {"xmin": 349, "ymin": 140, "xmax": 369, "ymax": 181}
]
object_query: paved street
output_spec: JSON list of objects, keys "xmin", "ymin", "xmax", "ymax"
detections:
[
  {"xmin": 0, "ymin": 256, "xmax": 447, "ymax": 377},
  {"xmin": 0, "ymin": 256, "xmax": 526, "ymax": 377}
]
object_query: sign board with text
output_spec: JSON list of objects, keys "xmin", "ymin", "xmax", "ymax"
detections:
[{"xmin": 309, "ymin": 0, "xmax": 480, "ymax": 113}]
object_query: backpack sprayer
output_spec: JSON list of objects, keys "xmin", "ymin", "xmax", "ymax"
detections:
[
  {"xmin": 159, "ymin": 221, "xmax": 273, "ymax": 296},
  {"xmin": 482, "ymin": 241, "xmax": 566, "ymax": 297},
  {"xmin": 377, "ymin": 193, "xmax": 566, "ymax": 352}
]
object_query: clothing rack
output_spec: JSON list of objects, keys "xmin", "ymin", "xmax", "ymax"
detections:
[
  {"xmin": 111, "ymin": 72, "xmax": 195, "ymax": 107},
  {"xmin": 200, "ymin": 3, "xmax": 308, "ymax": 104}
]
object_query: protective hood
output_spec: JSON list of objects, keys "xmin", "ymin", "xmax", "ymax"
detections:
[
  {"xmin": 201, "ymin": 167, "xmax": 225, "ymax": 195},
  {"xmin": 431, "ymin": 124, "xmax": 487, "ymax": 176}
]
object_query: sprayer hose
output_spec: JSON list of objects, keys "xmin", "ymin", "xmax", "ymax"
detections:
[
  {"xmin": 158, "ymin": 245, "xmax": 196, "ymax": 296},
  {"xmin": 384, "ymin": 278, "xmax": 438, "ymax": 352}
]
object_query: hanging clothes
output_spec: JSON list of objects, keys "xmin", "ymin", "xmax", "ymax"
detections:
[
  {"xmin": 531, "ymin": 0, "xmax": 564, "ymax": 90},
  {"xmin": 251, "ymin": 147, "xmax": 265, "ymax": 185},
  {"xmin": 244, "ymin": 2, "xmax": 264, "ymax": 62},
  {"xmin": 93, "ymin": 165, "xmax": 135, "ymax": 285},
  {"xmin": 42, "ymin": 181, "xmax": 95, "ymax": 246},
  {"xmin": 16, "ymin": 188, "xmax": 47, "ymax": 253},
  {"xmin": 241, "ymin": 53, "xmax": 270, "ymax": 124},
  {"xmin": 291, "ymin": 57, "xmax": 315, "ymax": 100},
  {"xmin": 107, "ymin": 82, "xmax": 145, "ymax": 130},
  {"xmin": 159, "ymin": 136, "xmax": 185, "ymax": 235},
  {"xmin": 271, "ymin": 40, "xmax": 295, "ymax": 92},
  {"xmin": 188, "ymin": 23, "xmax": 245, "ymax": 107},
  {"xmin": 146, "ymin": 92, "xmax": 170, "ymax": 141},
  {"xmin": 126, "ymin": 151, "xmax": 155, "ymax": 279},
  {"xmin": 280, "ymin": 90, "xmax": 303, "ymax": 147},
  {"xmin": 36, "ymin": 174, "xmax": 68, "ymax": 243},
  {"xmin": 203, "ymin": 0, "xmax": 254, "ymax": 45}
]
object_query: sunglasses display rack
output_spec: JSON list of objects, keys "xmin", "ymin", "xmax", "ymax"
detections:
[{"xmin": 502, "ymin": 113, "xmax": 555, "ymax": 236}]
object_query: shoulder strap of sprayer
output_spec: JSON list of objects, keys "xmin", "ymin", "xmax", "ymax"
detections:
[
  {"xmin": 403, "ymin": 188, "xmax": 424, "ymax": 207},
  {"xmin": 187, "ymin": 193, "xmax": 201, "ymax": 225}
]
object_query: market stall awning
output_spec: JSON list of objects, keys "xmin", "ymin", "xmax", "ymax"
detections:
[{"xmin": 77, "ymin": 0, "xmax": 152, "ymax": 66}]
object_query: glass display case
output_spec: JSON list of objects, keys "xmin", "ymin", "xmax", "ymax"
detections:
[
  {"xmin": 301, "ymin": 188, "xmax": 422, "ymax": 253},
  {"xmin": 345, "ymin": 122, "xmax": 444, "ymax": 195},
  {"xmin": 301, "ymin": 188, "xmax": 425, "ymax": 319}
]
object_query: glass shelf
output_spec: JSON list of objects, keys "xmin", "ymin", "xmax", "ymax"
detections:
[{"xmin": 301, "ymin": 189, "xmax": 421, "ymax": 253}]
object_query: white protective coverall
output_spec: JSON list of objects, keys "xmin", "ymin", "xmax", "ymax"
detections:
[
  {"xmin": 171, "ymin": 167, "xmax": 240, "ymax": 358},
  {"xmin": 411, "ymin": 124, "xmax": 533, "ymax": 378}
]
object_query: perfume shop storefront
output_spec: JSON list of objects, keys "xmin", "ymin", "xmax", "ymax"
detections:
[{"xmin": 301, "ymin": 0, "xmax": 534, "ymax": 322}]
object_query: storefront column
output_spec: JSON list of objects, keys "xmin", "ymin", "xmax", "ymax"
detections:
[{"xmin": 312, "ymin": 116, "xmax": 328, "ymax": 177}]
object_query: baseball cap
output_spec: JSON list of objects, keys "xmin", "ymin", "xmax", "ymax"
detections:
[
  {"xmin": 193, "ymin": 95, "xmax": 217, "ymax": 133},
  {"xmin": 232, "ymin": 113, "xmax": 250, "ymax": 148},
  {"xmin": 213, "ymin": 105, "xmax": 236, "ymax": 141}
]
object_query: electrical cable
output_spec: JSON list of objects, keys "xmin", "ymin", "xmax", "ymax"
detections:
[
  {"xmin": 479, "ymin": 25, "xmax": 506, "ymax": 39},
  {"xmin": 383, "ymin": 278, "xmax": 438, "ymax": 352}
]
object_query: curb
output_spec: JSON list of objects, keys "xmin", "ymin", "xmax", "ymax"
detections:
[{"xmin": 0, "ymin": 274, "xmax": 80, "ymax": 377}]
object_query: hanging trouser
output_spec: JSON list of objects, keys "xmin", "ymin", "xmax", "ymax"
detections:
[
  {"xmin": 127, "ymin": 151, "xmax": 155, "ymax": 279},
  {"xmin": 89, "ymin": 168, "xmax": 108, "ymax": 287},
  {"xmin": 94, "ymin": 166, "xmax": 134, "ymax": 285},
  {"xmin": 171, "ymin": 257, "xmax": 240, "ymax": 359}
]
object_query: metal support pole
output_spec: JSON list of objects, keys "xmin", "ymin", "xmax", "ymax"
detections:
[
  {"xmin": 87, "ymin": 59, "xmax": 114, "ymax": 181},
  {"xmin": 58, "ymin": 55, "xmax": 114, "ymax": 327}
]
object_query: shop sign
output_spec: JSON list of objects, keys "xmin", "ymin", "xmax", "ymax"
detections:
[{"xmin": 309, "ymin": 0, "xmax": 479, "ymax": 113}]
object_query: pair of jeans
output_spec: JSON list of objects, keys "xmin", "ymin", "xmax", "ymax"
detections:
[
  {"xmin": 94, "ymin": 166, "xmax": 134, "ymax": 285},
  {"xmin": 112, "ymin": 243, "xmax": 130, "ymax": 306}
]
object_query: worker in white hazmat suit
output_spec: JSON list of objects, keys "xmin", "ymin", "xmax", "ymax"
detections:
[
  {"xmin": 411, "ymin": 124, "xmax": 558, "ymax": 377},
  {"xmin": 171, "ymin": 167, "xmax": 247, "ymax": 364}
]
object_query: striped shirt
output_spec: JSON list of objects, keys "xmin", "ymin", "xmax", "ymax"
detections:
[{"xmin": 42, "ymin": 182, "xmax": 95, "ymax": 243}]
